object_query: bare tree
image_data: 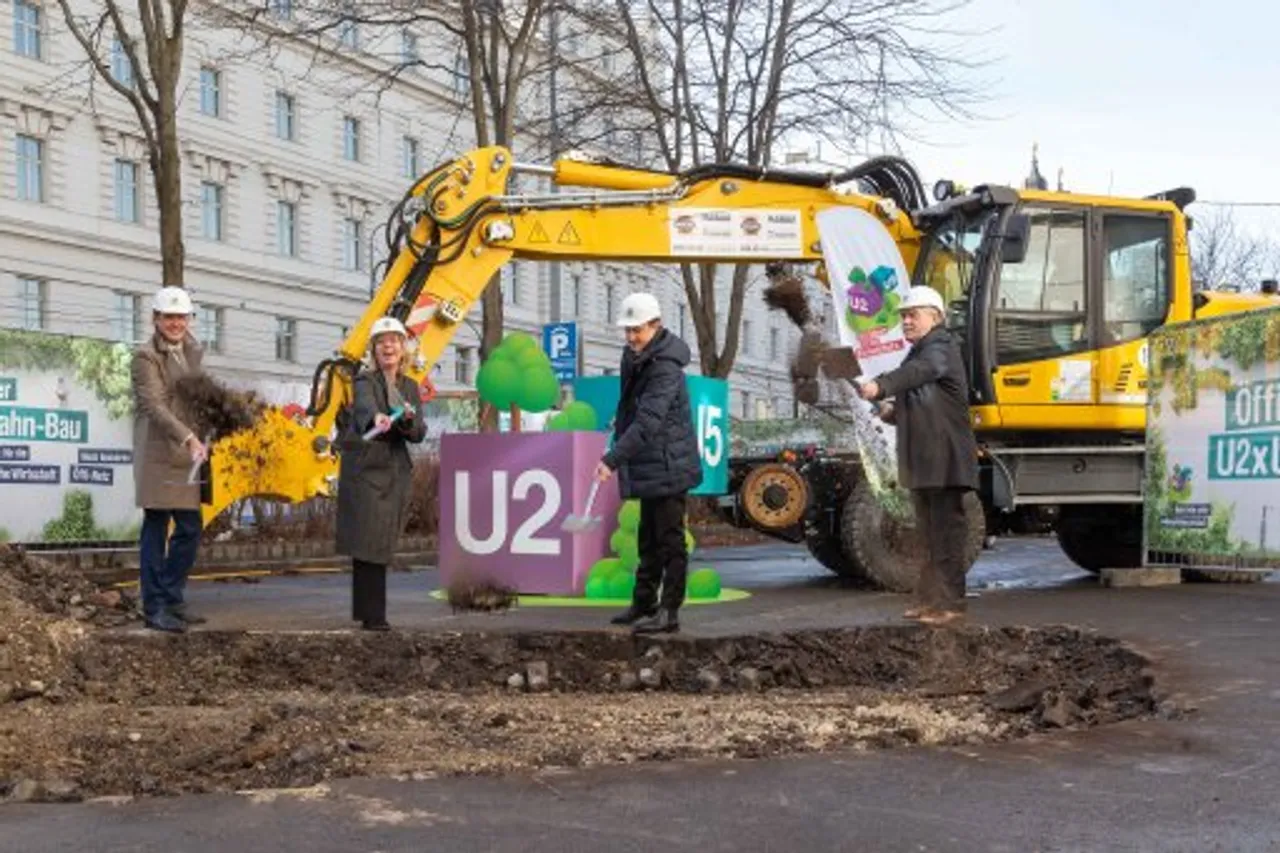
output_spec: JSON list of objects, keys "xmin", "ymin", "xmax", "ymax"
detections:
[
  {"xmin": 232, "ymin": 0, "xmax": 582, "ymax": 429},
  {"xmin": 55, "ymin": 0, "xmax": 189, "ymax": 286},
  {"xmin": 1189, "ymin": 205, "xmax": 1279, "ymax": 292},
  {"xmin": 558, "ymin": 0, "xmax": 985, "ymax": 377}
]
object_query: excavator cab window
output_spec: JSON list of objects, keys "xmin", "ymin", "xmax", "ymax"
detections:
[
  {"xmin": 992, "ymin": 207, "xmax": 1090, "ymax": 365},
  {"xmin": 916, "ymin": 210, "xmax": 995, "ymax": 339},
  {"xmin": 1100, "ymin": 213, "xmax": 1171, "ymax": 345}
]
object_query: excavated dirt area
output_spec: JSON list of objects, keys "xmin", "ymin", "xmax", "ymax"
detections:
[{"xmin": 0, "ymin": 545, "xmax": 1167, "ymax": 804}]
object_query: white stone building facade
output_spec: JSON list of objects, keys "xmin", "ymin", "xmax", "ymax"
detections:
[{"xmin": 0, "ymin": 0, "xmax": 800, "ymax": 420}]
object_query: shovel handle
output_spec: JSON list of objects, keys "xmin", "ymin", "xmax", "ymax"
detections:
[
  {"xmin": 583, "ymin": 480, "xmax": 601, "ymax": 514},
  {"xmin": 362, "ymin": 407, "xmax": 404, "ymax": 441}
]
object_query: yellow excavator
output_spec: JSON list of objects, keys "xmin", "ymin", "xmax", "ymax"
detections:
[{"xmin": 202, "ymin": 145, "xmax": 1275, "ymax": 589}]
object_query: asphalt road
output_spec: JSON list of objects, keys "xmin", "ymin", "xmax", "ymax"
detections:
[{"xmin": 5, "ymin": 539, "xmax": 1280, "ymax": 851}]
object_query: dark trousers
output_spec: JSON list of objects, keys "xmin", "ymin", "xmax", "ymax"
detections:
[
  {"xmin": 352, "ymin": 559, "xmax": 387, "ymax": 624},
  {"xmin": 911, "ymin": 487, "xmax": 970, "ymax": 612},
  {"xmin": 634, "ymin": 493, "xmax": 689, "ymax": 612},
  {"xmin": 139, "ymin": 508, "xmax": 202, "ymax": 619}
]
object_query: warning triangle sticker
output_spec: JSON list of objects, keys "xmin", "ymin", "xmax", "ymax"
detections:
[
  {"xmin": 528, "ymin": 221, "xmax": 550, "ymax": 243},
  {"xmin": 558, "ymin": 221, "xmax": 581, "ymax": 245}
]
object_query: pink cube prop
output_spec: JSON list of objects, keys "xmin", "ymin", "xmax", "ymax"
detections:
[{"xmin": 438, "ymin": 431, "xmax": 620, "ymax": 595}]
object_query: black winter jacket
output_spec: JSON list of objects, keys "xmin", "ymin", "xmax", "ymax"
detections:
[
  {"xmin": 873, "ymin": 326, "xmax": 979, "ymax": 491},
  {"xmin": 602, "ymin": 329, "xmax": 703, "ymax": 499}
]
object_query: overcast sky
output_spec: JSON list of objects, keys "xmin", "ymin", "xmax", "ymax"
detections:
[{"xmin": 872, "ymin": 0, "xmax": 1280, "ymax": 239}]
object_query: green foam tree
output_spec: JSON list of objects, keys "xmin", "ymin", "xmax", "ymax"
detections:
[
  {"xmin": 545, "ymin": 400, "xmax": 600, "ymax": 432},
  {"xmin": 475, "ymin": 333, "xmax": 561, "ymax": 431}
]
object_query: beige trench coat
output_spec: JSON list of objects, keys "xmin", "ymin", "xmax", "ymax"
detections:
[{"xmin": 131, "ymin": 332, "xmax": 204, "ymax": 510}]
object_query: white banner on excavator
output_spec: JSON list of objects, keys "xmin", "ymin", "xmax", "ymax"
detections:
[
  {"xmin": 668, "ymin": 208, "xmax": 802, "ymax": 257},
  {"xmin": 816, "ymin": 207, "xmax": 911, "ymax": 378}
]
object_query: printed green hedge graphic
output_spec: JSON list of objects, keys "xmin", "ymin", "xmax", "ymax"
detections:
[
  {"xmin": 584, "ymin": 499, "xmax": 720, "ymax": 599},
  {"xmin": 0, "ymin": 329, "xmax": 134, "ymax": 419}
]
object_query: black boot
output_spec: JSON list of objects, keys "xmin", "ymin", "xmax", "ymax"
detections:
[
  {"xmin": 610, "ymin": 603, "xmax": 657, "ymax": 626},
  {"xmin": 632, "ymin": 608, "xmax": 679, "ymax": 635}
]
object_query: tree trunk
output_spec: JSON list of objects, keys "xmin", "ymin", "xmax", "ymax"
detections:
[
  {"xmin": 155, "ymin": 81, "xmax": 185, "ymax": 286},
  {"xmin": 683, "ymin": 262, "xmax": 749, "ymax": 378},
  {"xmin": 478, "ymin": 272, "xmax": 504, "ymax": 432},
  {"xmin": 509, "ymin": 404, "xmax": 521, "ymax": 433}
]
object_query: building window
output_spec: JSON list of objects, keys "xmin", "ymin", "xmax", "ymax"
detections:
[
  {"xmin": 275, "ymin": 92, "xmax": 296, "ymax": 141},
  {"xmin": 741, "ymin": 390, "xmax": 751, "ymax": 419},
  {"xmin": 199, "ymin": 67, "xmax": 221, "ymax": 117},
  {"xmin": 342, "ymin": 116, "xmax": 360, "ymax": 161},
  {"xmin": 337, "ymin": 14, "xmax": 358, "ymax": 49},
  {"xmin": 114, "ymin": 160, "xmax": 140, "ymax": 223},
  {"xmin": 677, "ymin": 303, "xmax": 686, "ymax": 338},
  {"xmin": 15, "ymin": 134, "xmax": 43, "ymax": 202},
  {"xmin": 569, "ymin": 272, "xmax": 582, "ymax": 316},
  {"xmin": 113, "ymin": 291, "xmax": 143, "ymax": 343},
  {"xmin": 110, "ymin": 39, "xmax": 133, "ymax": 87},
  {"xmin": 342, "ymin": 217, "xmax": 363, "ymax": 271},
  {"xmin": 401, "ymin": 28, "xmax": 418, "ymax": 65},
  {"xmin": 605, "ymin": 283, "xmax": 616, "ymax": 324},
  {"xmin": 195, "ymin": 304, "xmax": 226, "ymax": 354},
  {"xmin": 402, "ymin": 136, "xmax": 419, "ymax": 179},
  {"xmin": 200, "ymin": 181, "xmax": 223, "ymax": 241},
  {"xmin": 275, "ymin": 317, "xmax": 297, "ymax": 362},
  {"xmin": 277, "ymin": 200, "xmax": 297, "ymax": 256},
  {"xmin": 13, "ymin": 0, "xmax": 41, "ymax": 59},
  {"xmin": 741, "ymin": 320, "xmax": 752, "ymax": 356},
  {"xmin": 453, "ymin": 51, "xmax": 470, "ymax": 97},
  {"xmin": 769, "ymin": 326, "xmax": 780, "ymax": 361},
  {"xmin": 455, "ymin": 346, "xmax": 473, "ymax": 384},
  {"xmin": 502, "ymin": 265, "xmax": 518, "ymax": 306},
  {"xmin": 18, "ymin": 276, "xmax": 46, "ymax": 331},
  {"xmin": 269, "ymin": 0, "xmax": 292, "ymax": 19}
]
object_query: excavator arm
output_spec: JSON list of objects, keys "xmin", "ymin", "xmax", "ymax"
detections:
[{"xmin": 201, "ymin": 145, "xmax": 926, "ymax": 526}]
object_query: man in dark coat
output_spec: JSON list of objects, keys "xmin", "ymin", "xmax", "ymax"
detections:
[
  {"xmin": 335, "ymin": 316, "xmax": 428, "ymax": 630},
  {"xmin": 857, "ymin": 285, "xmax": 978, "ymax": 626},
  {"xmin": 131, "ymin": 286, "xmax": 208, "ymax": 633},
  {"xmin": 596, "ymin": 292, "xmax": 703, "ymax": 634}
]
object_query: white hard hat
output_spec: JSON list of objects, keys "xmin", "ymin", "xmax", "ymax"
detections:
[
  {"xmin": 898, "ymin": 286, "xmax": 946, "ymax": 314},
  {"xmin": 370, "ymin": 316, "xmax": 408, "ymax": 341},
  {"xmin": 617, "ymin": 292, "xmax": 662, "ymax": 327},
  {"xmin": 152, "ymin": 286, "xmax": 193, "ymax": 315}
]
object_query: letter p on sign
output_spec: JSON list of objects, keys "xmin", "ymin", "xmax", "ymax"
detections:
[{"xmin": 549, "ymin": 328, "xmax": 571, "ymax": 360}]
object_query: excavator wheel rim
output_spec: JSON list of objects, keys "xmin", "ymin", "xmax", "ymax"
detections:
[{"xmin": 740, "ymin": 463, "xmax": 809, "ymax": 530}]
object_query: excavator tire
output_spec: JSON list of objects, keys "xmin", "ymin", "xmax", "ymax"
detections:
[
  {"xmin": 1055, "ymin": 505, "xmax": 1142, "ymax": 574},
  {"xmin": 840, "ymin": 479, "xmax": 985, "ymax": 593},
  {"xmin": 803, "ymin": 526, "xmax": 866, "ymax": 582}
]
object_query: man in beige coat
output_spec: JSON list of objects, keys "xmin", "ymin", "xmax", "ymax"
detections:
[{"xmin": 132, "ymin": 286, "xmax": 208, "ymax": 633}]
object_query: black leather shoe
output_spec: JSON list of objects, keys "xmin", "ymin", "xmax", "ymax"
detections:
[
  {"xmin": 610, "ymin": 605, "xmax": 657, "ymax": 626},
  {"xmin": 632, "ymin": 608, "xmax": 679, "ymax": 634}
]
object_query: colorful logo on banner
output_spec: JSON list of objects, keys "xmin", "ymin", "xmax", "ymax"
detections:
[{"xmin": 817, "ymin": 207, "xmax": 911, "ymax": 376}]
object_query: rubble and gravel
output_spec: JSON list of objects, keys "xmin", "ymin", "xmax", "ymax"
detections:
[{"xmin": 0, "ymin": 544, "xmax": 1164, "ymax": 804}]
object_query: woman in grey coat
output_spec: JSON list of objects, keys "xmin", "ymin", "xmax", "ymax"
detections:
[{"xmin": 335, "ymin": 316, "xmax": 427, "ymax": 630}]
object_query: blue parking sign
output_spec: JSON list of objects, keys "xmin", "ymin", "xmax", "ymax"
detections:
[{"xmin": 542, "ymin": 322, "xmax": 577, "ymax": 382}]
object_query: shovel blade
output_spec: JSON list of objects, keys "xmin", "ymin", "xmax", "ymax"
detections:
[{"xmin": 561, "ymin": 515, "xmax": 601, "ymax": 534}]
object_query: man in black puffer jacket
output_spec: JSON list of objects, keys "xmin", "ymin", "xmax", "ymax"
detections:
[{"xmin": 595, "ymin": 292, "xmax": 703, "ymax": 634}]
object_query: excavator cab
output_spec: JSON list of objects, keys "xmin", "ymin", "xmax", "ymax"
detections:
[{"xmin": 909, "ymin": 183, "xmax": 1202, "ymax": 568}]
